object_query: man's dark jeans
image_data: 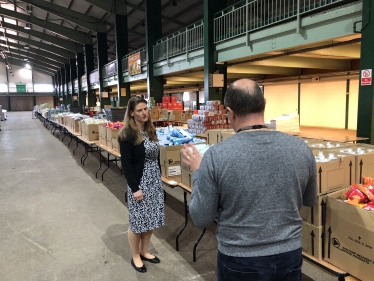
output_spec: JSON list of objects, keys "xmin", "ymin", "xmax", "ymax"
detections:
[{"xmin": 217, "ymin": 247, "xmax": 302, "ymax": 281}]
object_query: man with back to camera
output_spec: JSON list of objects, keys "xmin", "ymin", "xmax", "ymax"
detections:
[{"xmin": 181, "ymin": 79, "xmax": 317, "ymax": 281}]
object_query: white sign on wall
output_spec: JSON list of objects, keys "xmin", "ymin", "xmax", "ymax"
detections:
[{"xmin": 361, "ymin": 69, "xmax": 372, "ymax": 86}]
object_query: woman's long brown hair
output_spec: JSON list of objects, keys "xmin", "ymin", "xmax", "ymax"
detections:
[{"xmin": 118, "ymin": 96, "xmax": 157, "ymax": 145}]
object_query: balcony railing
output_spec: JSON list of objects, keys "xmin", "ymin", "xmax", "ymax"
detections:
[
  {"xmin": 214, "ymin": 0, "xmax": 348, "ymax": 43},
  {"xmin": 102, "ymin": 61, "xmax": 117, "ymax": 79},
  {"xmin": 153, "ymin": 20, "xmax": 204, "ymax": 62},
  {"xmin": 122, "ymin": 47, "xmax": 147, "ymax": 73}
]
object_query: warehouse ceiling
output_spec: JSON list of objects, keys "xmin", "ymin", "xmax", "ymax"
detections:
[{"xmin": 0, "ymin": 0, "xmax": 362, "ymax": 93}]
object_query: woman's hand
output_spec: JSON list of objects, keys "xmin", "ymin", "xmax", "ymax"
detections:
[
  {"xmin": 181, "ymin": 143, "xmax": 202, "ymax": 171},
  {"xmin": 133, "ymin": 190, "xmax": 143, "ymax": 201}
]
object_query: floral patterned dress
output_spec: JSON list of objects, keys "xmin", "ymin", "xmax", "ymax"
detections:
[{"xmin": 127, "ymin": 131, "xmax": 165, "ymax": 233}]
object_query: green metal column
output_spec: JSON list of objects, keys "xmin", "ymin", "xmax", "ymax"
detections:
[
  {"xmin": 357, "ymin": 0, "xmax": 374, "ymax": 143},
  {"xmin": 85, "ymin": 44, "xmax": 96, "ymax": 107},
  {"xmin": 204, "ymin": 0, "xmax": 227, "ymax": 102},
  {"xmin": 203, "ymin": 0, "xmax": 227, "ymax": 103},
  {"xmin": 97, "ymin": 32, "xmax": 109, "ymax": 108},
  {"xmin": 145, "ymin": 0, "xmax": 163, "ymax": 103},
  {"xmin": 77, "ymin": 53, "xmax": 85, "ymax": 108},
  {"xmin": 5, "ymin": 68, "xmax": 10, "ymax": 111},
  {"xmin": 115, "ymin": 13, "xmax": 130, "ymax": 107},
  {"xmin": 60, "ymin": 69, "xmax": 67, "ymax": 106},
  {"xmin": 52, "ymin": 75, "xmax": 58, "ymax": 106},
  {"xmin": 65, "ymin": 63, "xmax": 72, "ymax": 106}
]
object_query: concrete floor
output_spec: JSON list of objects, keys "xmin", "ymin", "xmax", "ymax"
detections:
[{"xmin": 0, "ymin": 111, "xmax": 339, "ymax": 281}]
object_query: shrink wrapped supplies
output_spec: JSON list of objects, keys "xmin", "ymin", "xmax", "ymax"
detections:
[
  {"xmin": 188, "ymin": 101, "xmax": 231, "ymax": 134},
  {"xmin": 266, "ymin": 113, "xmax": 299, "ymax": 132},
  {"xmin": 157, "ymin": 126, "xmax": 206, "ymax": 178}
]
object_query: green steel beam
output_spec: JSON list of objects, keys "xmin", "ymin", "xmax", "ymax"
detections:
[
  {"xmin": 2, "ymin": 33, "xmax": 76, "ymax": 59},
  {"xmin": 4, "ymin": 46, "xmax": 64, "ymax": 68},
  {"xmin": 0, "ymin": 7, "xmax": 93, "ymax": 44},
  {"xmin": 20, "ymin": 0, "xmax": 107, "ymax": 32},
  {"xmin": 145, "ymin": 0, "xmax": 163, "ymax": 103},
  {"xmin": 4, "ymin": 58, "xmax": 54, "ymax": 76},
  {"xmin": 0, "ymin": 41, "xmax": 68, "ymax": 64},
  {"xmin": 7, "ymin": 53, "xmax": 59, "ymax": 72},
  {"xmin": 357, "ymin": 0, "xmax": 374, "ymax": 143},
  {"xmin": 1, "ymin": 22, "xmax": 83, "ymax": 53}
]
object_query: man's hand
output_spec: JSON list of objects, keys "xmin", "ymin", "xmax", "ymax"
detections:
[{"xmin": 181, "ymin": 143, "xmax": 202, "ymax": 171}]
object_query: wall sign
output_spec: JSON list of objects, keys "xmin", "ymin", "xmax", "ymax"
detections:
[
  {"xmin": 128, "ymin": 52, "xmax": 141, "ymax": 76},
  {"xmin": 361, "ymin": 69, "xmax": 372, "ymax": 86}
]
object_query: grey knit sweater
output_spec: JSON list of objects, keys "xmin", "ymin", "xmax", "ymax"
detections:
[{"xmin": 190, "ymin": 130, "xmax": 317, "ymax": 257}]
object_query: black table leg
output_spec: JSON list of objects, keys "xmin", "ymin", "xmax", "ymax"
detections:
[
  {"xmin": 193, "ymin": 228, "xmax": 206, "ymax": 262},
  {"xmin": 96, "ymin": 149, "xmax": 103, "ymax": 179},
  {"xmin": 68, "ymin": 133, "xmax": 73, "ymax": 147},
  {"xmin": 73, "ymin": 137, "xmax": 80, "ymax": 155},
  {"xmin": 176, "ymin": 191, "xmax": 188, "ymax": 251},
  {"xmin": 82, "ymin": 144, "xmax": 89, "ymax": 165},
  {"xmin": 101, "ymin": 151, "xmax": 111, "ymax": 181}
]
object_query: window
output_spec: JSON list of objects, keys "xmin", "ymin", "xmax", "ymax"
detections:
[{"xmin": 34, "ymin": 84, "xmax": 54, "ymax": 92}]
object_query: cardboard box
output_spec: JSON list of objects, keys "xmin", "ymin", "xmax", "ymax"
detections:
[
  {"xmin": 112, "ymin": 138, "xmax": 119, "ymax": 152},
  {"xmin": 107, "ymin": 128, "xmax": 120, "ymax": 148},
  {"xmin": 161, "ymin": 164, "xmax": 181, "ymax": 177},
  {"xmin": 300, "ymin": 195, "xmax": 327, "ymax": 227},
  {"xmin": 326, "ymin": 145, "xmax": 374, "ymax": 184},
  {"xmin": 302, "ymin": 222, "xmax": 324, "ymax": 260},
  {"xmin": 160, "ymin": 145, "xmax": 182, "ymax": 167},
  {"xmin": 99, "ymin": 125, "xmax": 107, "ymax": 139},
  {"xmin": 151, "ymin": 108, "xmax": 160, "ymax": 119},
  {"xmin": 181, "ymin": 113, "xmax": 193, "ymax": 121},
  {"xmin": 72, "ymin": 119, "xmax": 80, "ymax": 133},
  {"xmin": 81, "ymin": 122, "xmax": 88, "ymax": 135},
  {"xmin": 181, "ymin": 168, "xmax": 192, "ymax": 188},
  {"xmin": 99, "ymin": 136, "xmax": 107, "ymax": 146},
  {"xmin": 313, "ymin": 150, "xmax": 355, "ymax": 195},
  {"xmin": 324, "ymin": 188, "xmax": 374, "ymax": 281},
  {"xmin": 78, "ymin": 121, "xmax": 84, "ymax": 136},
  {"xmin": 86, "ymin": 124, "xmax": 99, "ymax": 141},
  {"xmin": 58, "ymin": 115, "xmax": 64, "ymax": 125},
  {"xmin": 172, "ymin": 110, "xmax": 182, "ymax": 121},
  {"xmin": 221, "ymin": 130, "xmax": 235, "ymax": 142},
  {"xmin": 207, "ymin": 129, "xmax": 234, "ymax": 145}
]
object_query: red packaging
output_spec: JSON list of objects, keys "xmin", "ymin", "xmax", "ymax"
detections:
[
  {"xmin": 162, "ymin": 96, "xmax": 170, "ymax": 103},
  {"xmin": 345, "ymin": 186, "xmax": 369, "ymax": 203},
  {"xmin": 171, "ymin": 96, "xmax": 177, "ymax": 103},
  {"xmin": 363, "ymin": 202, "xmax": 374, "ymax": 211}
]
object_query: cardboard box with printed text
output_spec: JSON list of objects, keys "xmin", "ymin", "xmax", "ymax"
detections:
[
  {"xmin": 313, "ymin": 150, "xmax": 355, "ymax": 195},
  {"xmin": 300, "ymin": 195, "xmax": 327, "ymax": 227},
  {"xmin": 302, "ymin": 222, "xmax": 324, "ymax": 260},
  {"xmin": 324, "ymin": 188, "xmax": 374, "ymax": 281}
]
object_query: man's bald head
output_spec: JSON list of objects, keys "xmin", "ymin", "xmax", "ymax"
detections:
[{"xmin": 224, "ymin": 79, "xmax": 265, "ymax": 117}]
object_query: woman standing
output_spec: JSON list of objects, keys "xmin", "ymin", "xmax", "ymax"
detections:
[{"xmin": 118, "ymin": 96, "xmax": 165, "ymax": 273}]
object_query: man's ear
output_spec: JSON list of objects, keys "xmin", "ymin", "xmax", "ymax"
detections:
[{"xmin": 264, "ymin": 98, "xmax": 267, "ymax": 106}]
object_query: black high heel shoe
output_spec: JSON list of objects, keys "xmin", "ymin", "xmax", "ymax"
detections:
[
  {"xmin": 131, "ymin": 259, "xmax": 147, "ymax": 273},
  {"xmin": 140, "ymin": 254, "xmax": 160, "ymax": 264}
]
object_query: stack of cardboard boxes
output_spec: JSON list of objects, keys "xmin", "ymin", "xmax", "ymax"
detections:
[{"xmin": 297, "ymin": 142, "xmax": 374, "ymax": 280}]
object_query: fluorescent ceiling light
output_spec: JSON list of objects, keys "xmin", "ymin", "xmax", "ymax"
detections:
[
  {"xmin": 24, "ymin": 23, "xmax": 31, "ymax": 30},
  {"xmin": 24, "ymin": 44, "xmax": 29, "ymax": 49}
]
